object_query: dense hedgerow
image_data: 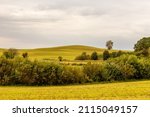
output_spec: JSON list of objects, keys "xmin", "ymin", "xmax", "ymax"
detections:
[
  {"xmin": 0, "ymin": 57, "xmax": 88, "ymax": 85},
  {"xmin": 104, "ymin": 55, "xmax": 150, "ymax": 80},
  {"xmin": 0, "ymin": 55, "xmax": 150, "ymax": 86}
]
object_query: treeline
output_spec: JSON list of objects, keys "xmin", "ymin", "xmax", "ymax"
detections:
[
  {"xmin": 0, "ymin": 54, "xmax": 150, "ymax": 86},
  {"xmin": 75, "ymin": 52, "xmax": 99, "ymax": 60},
  {"xmin": 75, "ymin": 50, "xmax": 132, "ymax": 60}
]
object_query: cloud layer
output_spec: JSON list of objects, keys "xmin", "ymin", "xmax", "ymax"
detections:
[{"xmin": 0, "ymin": 0, "xmax": 150, "ymax": 49}]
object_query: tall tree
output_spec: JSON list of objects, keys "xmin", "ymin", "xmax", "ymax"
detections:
[
  {"xmin": 134, "ymin": 37, "xmax": 150, "ymax": 56},
  {"xmin": 106, "ymin": 40, "xmax": 113, "ymax": 50}
]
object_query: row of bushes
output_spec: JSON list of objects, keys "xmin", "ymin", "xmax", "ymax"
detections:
[
  {"xmin": 0, "ymin": 57, "xmax": 86, "ymax": 85},
  {"xmin": 75, "ymin": 52, "xmax": 99, "ymax": 60},
  {"xmin": 0, "ymin": 55, "xmax": 150, "ymax": 85}
]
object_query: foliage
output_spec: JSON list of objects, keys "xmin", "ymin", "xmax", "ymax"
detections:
[
  {"xmin": 3, "ymin": 48, "xmax": 18, "ymax": 59},
  {"xmin": 91, "ymin": 52, "xmax": 98, "ymax": 60},
  {"xmin": 134, "ymin": 37, "xmax": 150, "ymax": 56},
  {"xmin": 83, "ymin": 62, "xmax": 106, "ymax": 82},
  {"xmin": 103, "ymin": 50, "xmax": 110, "ymax": 60},
  {"xmin": 106, "ymin": 40, "xmax": 113, "ymax": 50},
  {"xmin": 0, "ymin": 54, "xmax": 150, "ymax": 86},
  {"xmin": 22, "ymin": 52, "xmax": 28, "ymax": 58},
  {"xmin": 58, "ymin": 56, "xmax": 63, "ymax": 61},
  {"xmin": 75, "ymin": 52, "xmax": 90, "ymax": 60}
]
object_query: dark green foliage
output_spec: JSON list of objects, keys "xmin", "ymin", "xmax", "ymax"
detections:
[
  {"xmin": 61, "ymin": 66, "xmax": 86, "ymax": 84},
  {"xmin": 134, "ymin": 37, "xmax": 150, "ymax": 56},
  {"xmin": 0, "ymin": 58, "xmax": 87, "ymax": 86},
  {"xmin": 58, "ymin": 56, "xmax": 63, "ymax": 61},
  {"xmin": 75, "ymin": 52, "xmax": 90, "ymax": 60},
  {"xmin": 0, "ymin": 54, "xmax": 150, "ymax": 86},
  {"xmin": 22, "ymin": 52, "xmax": 28, "ymax": 58},
  {"xmin": 111, "ymin": 50, "xmax": 125, "ymax": 58},
  {"xmin": 83, "ymin": 62, "xmax": 106, "ymax": 82},
  {"xmin": 91, "ymin": 52, "xmax": 98, "ymax": 60},
  {"xmin": 105, "ymin": 55, "xmax": 150, "ymax": 80},
  {"xmin": 3, "ymin": 48, "xmax": 18, "ymax": 59},
  {"xmin": 105, "ymin": 56, "xmax": 136, "ymax": 81},
  {"xmin": 103, "ymin": 50, "xmax": 110, "ymax": 60}
]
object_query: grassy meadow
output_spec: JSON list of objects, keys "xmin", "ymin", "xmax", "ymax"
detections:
[
  {"xmin": 0, "ymin": 80, "xmax": 150, "ymax": 100},
  {"xmin": 0, "ymin": 45, "xmax": 113, "ymax": 60}
]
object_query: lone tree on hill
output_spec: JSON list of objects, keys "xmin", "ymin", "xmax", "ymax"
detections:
[
  {"xmin": 134, "ymin": 37, "xmax": 150, "ymax": 56},
  {"xmin": 106, "ymin": 40, "xmax": 113, "ymax": 50}
]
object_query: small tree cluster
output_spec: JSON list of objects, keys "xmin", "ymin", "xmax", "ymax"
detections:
[
  {"xmin": 3, "ymin": 48, "xmax": 18, "ymax": 59},
  {"xmin": 75, "ymin": 52, "xmax": 99, "ymax": 60},
  {"xmin": 134, "ymin": 37, "xmax": 150, "ymax": 57},
  {"xmin": 75, "ymin": 52, "xmax": 90, "ymax": 60},
  {"xmin": 58, "ymin": 56, "xmax": 63, "ymax": 61},
  {"xmin": 22, "ymin": 52, "xmax": 28, "ymax": 58},
  {"xmin": 103, "ymin": 50, "xmax": 110, "ymax": 60}
]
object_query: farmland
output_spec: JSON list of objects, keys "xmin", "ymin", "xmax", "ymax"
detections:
[
  {"xmin": 0, "ymin": 80, "xmax": 150, "ymax": 100},
  {"xmin": 0, "ymin": 45, "xmax": 150, "ymax": 100}
]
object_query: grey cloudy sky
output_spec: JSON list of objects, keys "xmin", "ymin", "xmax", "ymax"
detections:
[{"xmin": 0, "ymin": 0, "xmax": 150, "ymax": 49}]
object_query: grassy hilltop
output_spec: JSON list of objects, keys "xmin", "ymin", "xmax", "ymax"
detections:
[
  {"xmin": 0, "ymin": 45, "xmax": 110, "ymax": 60},
  {"xmin": 20, "ymin": 45, "xmax": 106, "ymax": 60}
]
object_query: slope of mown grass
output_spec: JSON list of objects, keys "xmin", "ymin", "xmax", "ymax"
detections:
[{"xmin": 0, "ymin": 80, "xmax": 150, "ymax": 100}]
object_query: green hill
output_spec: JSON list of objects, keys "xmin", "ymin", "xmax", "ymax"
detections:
[
  {"xmin": 0, "ymin": 45, "xmax": 124, "ymax": 60},
  {"xmin": 0, "ymin": 45, "xmax": 107, "ymax": 60}
]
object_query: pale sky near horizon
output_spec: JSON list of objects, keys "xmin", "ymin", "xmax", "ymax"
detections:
[{"xmin": 0, "ymin": 0, "xmax": 150, "ymax": 50}]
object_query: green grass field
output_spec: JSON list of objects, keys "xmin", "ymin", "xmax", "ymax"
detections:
[
  {"xmin": 0, "ymin": 80, "xmax": 150, "ymax": 100},
  {"xmin": 0, "ymin": 45, "xmax": 116, "ymax": 60}
]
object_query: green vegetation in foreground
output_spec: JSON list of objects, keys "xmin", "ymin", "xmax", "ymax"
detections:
[{"xmin": 0, "ymin": 80, "xmax": 150, "ymax": 100}]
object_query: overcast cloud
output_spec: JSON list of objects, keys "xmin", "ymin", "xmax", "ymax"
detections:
[{"xmin": 0, "ymin": 0, "xmax": 150, "ymax": 49}]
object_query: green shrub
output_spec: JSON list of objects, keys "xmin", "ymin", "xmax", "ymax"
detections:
[
  {"xmin": 0, "ymin": 54, "xmax": 150, "ymax": 86},
  {"xmin": 3, "ymin": 48, "xmax": 18, "ymax": 59},
  {"xmin": 83, "ymin": 62, "xmax": 106, "ymax": 82},
  {"xmin": 105, "ymin": 55, "xmax": 137, "ymax": 80},
  {"xmin": 103, "ymin": 50, "xmax": 110, "ymax": 60},
  {"xmin": 91, "ymin": 52, "xmax": 98, "ymax": 60},
  {"xmin": 75, "ymin": 52, "xmax": 90, "ymax": 60},
  {"xmin": 61, "ymin": 66, "xmax": 86, "ymax": 84}
]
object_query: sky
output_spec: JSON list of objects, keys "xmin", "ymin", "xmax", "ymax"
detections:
[{"xmin": 0, "ymin": 0, "xmax": 150, "ymax": 50}]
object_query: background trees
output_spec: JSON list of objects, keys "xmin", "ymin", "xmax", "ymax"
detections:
[
  {"xmin": 22, "ymin": 52, "xmax": 28, "ymax": 58},
  {"xmin": 134, "ymin": 37, "xmax": 150, "ymax": 56},
  {"xmin": 91, "ymin": 52, "xmax": 98, "ymax": 60},
  {"xmin": 3, "ymin": 48, "xmax": 18, "ymax": 59},
  {"xmin": 75, "ymin": 52, "xmax": 90, "ymax": 60},
  {"xmin": 103, "ymin": 50, "xmax": 110, "ymax": 60},
  {"xmin": 106, "ymin": 40, "xmax": 113, "ymax": 50}
]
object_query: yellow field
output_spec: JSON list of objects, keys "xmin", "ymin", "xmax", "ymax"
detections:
[{"xmin": 0, "ymin": 80, "xmax": 150, "ymax": 100}]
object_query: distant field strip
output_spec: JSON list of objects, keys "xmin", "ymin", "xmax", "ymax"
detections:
[{"xmin": 0, "ymin": 80, "xmax": 150, "ymax": 100}]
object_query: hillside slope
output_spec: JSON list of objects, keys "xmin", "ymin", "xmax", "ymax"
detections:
[{"xmin": 20, "ymin": 45, "xmax": 106, "ymax": 60}]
